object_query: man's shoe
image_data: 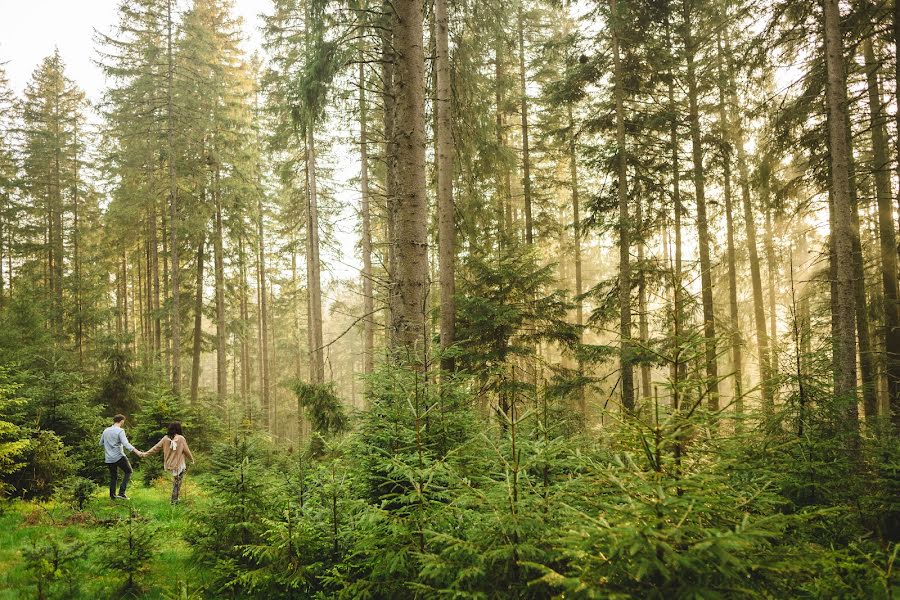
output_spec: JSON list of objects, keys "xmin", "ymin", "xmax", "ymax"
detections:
[
  {"xmin": 110, "ymin": 496, "xmax": 118, "ymax": 501},
  {"xmin": 117, "ymin": 493, "xmax": 131, "ymax": 500}
]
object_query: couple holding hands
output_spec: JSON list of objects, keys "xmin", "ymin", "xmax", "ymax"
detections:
[{"xmin": 99, "ymin": 415, "xmax": 195, "ymax": 504}]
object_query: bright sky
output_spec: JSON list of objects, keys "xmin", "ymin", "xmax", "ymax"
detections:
[
  {"xmin": 0, "ymin": 0, "xmax": 362, "ymax": 285},
  {"xmin": 0, "ymin": 0, "xmax": 269, "ymax": 100}
]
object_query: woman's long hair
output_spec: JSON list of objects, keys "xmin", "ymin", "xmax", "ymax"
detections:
[{"xmin": 167, "ymin": 421, "xmax": 183, "ymax": 440}]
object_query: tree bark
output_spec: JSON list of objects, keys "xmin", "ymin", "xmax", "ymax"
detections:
[
  {"xmin": 716, "ymin": 30, "xmax": 743, "ymax": 410},
  {"xmin": 190, "ymin": 234, "xmax": 205, "ymax": 404},
  {"xmin": 306, "ymin": 129, "xmax": 325, "ymax": 383},
  {"xmin": 666, "ymin": 14, "xmax": 687, "ymax": 406},
  {"xmin": 637, "ymin": 193, "xmax": 651, "ymax": 402},
  {"xmin": 390, "ymin": 0, "xmax": 429, "ymax": 356},
  {"xmin": 359, "ymin": 57, "xmax": 375, "ymax": 377},
  {"xmin": 517, "ymin": 3, "xmax": 533, "ymax": 245},
  {"xmin": 435, "ymin": 0, "xmax": 456, "ymax": 372},
  {"xmin": 822, "ymin": 0, "xmax": 859, "ymax": 425},
  {"xmin": 863, "ymin": 36, "xmax": 900, "ymax": 425},
  {"xmin": 381, "ymin": 1, "xmax": 397, "ymax": 340},
  {"xmin": 725, "ymin": 28, "xmax": 772, "ymax": 414},
  {"xmin": 683, "ymin": 0, "xmax": 719, "ymax": 410},
  {"xmin": 238, "ymin": 233, "xmax": 250, "ymax": 406},
  {"xmin": 257, "ymin": 187, "xmax": 271, "ymax": 426},
  {"xmin": 568, "ymin": 103, "xmax": 586, "ymax": 417},
  {"xmin": 167, "ymin": 0, "xmax": 181, "ymax": 396},
  {"xmin": 611, "ymin": 0, "xmax": 634, "ymax": 411},
  {"xmin": 761, "ymin": 163, "xmax": 779, "ymax": 382},
  {"xmin": 214, "ymin": 167, "xmax": 227, "ymax": 400}
]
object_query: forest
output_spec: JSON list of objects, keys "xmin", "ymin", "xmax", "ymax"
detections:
[{"xmin": 0, "ymin": 0, "xmax": 898, "ymax": 597}]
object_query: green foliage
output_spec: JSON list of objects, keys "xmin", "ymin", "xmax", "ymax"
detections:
[
  {"xmin": 97, "ymin": 340, "xmax": 137, "ymax": 415},
  {"xmin": 290, "ymin": 380, "xmax": 348, "ymax": 456},
  {"xmin": 0, "ymin": 366, "xmax": 29, "ymax": 497},
  {"xmin": 187, "ymin": 432, "xmax": 272, "ymax": 594},
  {"xmin": 21, "ymin": 532, "xmax": 86, "ymax": 600},
  {"xmin": 14, "ymin": 429, "xmax": 75, "ymax": 499},
  {"xmin": 54, "ymin": 476, "xmax": 97, "ymax": 511},
  {"xmin": 96, "ymin": 507, "xmax": 158, "ymax": 594}
]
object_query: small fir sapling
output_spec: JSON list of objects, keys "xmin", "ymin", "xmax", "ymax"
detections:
[
  {"xmin": 22, "ymin": 533, "xmax": 86, "ymax": 600},
  {"xmin": 96, "ymin": 507, "xmax": 157, "ymax": 594}
]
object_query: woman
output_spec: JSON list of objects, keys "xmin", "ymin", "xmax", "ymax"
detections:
[{"xmin": 139, "ymin": 421, "xmax": 195, "ymax": 504}]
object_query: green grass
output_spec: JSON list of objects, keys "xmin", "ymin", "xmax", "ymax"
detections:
[{"xmin": 0, "ymin": 474, "xmax": 212, "ymax": 599}]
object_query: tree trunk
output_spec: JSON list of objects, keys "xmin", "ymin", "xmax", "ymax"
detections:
[
  {"xmin": 863, "ymin": 36, "xmax": 900, "ymax": 425},
  {"xmin": 72, "ymin": 120, "xmax": 82, "ymax": 364},
  {"xmin": 359, "ymin": 58, "xmax": 375, "ymax": 377},
  {"xmin": 190, "ymin": 234, "xmax": 205, "ymax": 404},
  {"xmin": 390, "ymin": 0, "xmax": 429, "ymax": 355},
  {"xmin": 725, "ymin": 29, "xmax": 773, "ymax": 414},
  {"xmin": 822, "ymin": 0, "xmax": 859, "ymax": 425},
  {"xmin": 306, "ymin": 129, "xmax": 325, "ymax": 383},
  {"xmin": 848, "ymin": 162, "xmax": 877, "ymax": 420},
  {"xmin": 568, "ymin": 103, "xmax": 586, "ymax": 417},
  {"xmin": 238, "ymin": 233, "xmax": 250, "ymax": 405},
  {"xmin": 666, "ymin": 15, "xmax": 687, "ymax": 405},
  {"xmin": 611, "ymin": 0, "xmax": 633, "ymax": 412},
  {"xmin": 381, "ymin": 1, "xmax": 397, "ymax": 340},
  {"xmin": 214, "ymin": 167, "xmax": 227, "ymax": 400},
  {"xmin": 257, "ymin": 187, "xmax": 270, "ymax": 426},
  {"xmin": 716, "ymin": 30, "xmax": 743, "ymax": 410},
  {"xmin": 495, "ymin": 38, "xmax": 511, "ymax": 239},
  {"xmin": 517, "ymin": 3, "xmax": 533, "ymax": 245},
  {"xmin": 683, "ymin": 0, "xmax": 719, "ymax": 410},
  {"xmin": 435, "ymin": 0, "xmax": 456, "ymax": 372},
  {"xmin": 167, "ymin": 0, "xmax": 181, "ymax": 396},
  {"xmin": 637, "ymin": 193, "xmax": 651, "ymax": 402}
]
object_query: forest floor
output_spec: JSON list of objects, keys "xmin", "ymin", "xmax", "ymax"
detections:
[{"xmin": 0, "ymin": 475, "xmax": 211, "ymax": 599}]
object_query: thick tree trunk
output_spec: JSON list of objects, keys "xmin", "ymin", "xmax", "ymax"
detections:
[
  {"xmin": 822, "ymin": 0, "xmax": 859, "ymax": 425},
  {"xmin": 683, "ymin": 0, "xmax": 719, "ymax": 410},
  {"xmin": 390, "ymin": 0, "xmax": 429, "ymax": 355},
  {"xmin": 190, "ymin": 235, "xmax": 205, "ymax": 404},
  {"xmin": 611, "ymin": 0, "xmax": 633, "ymax": 411},
  {"xmin": 381, "ymin": 1, "xmax": 397, "ymax": 339},
  {"xmin": 435, "ymin": 0, "xmax": 456, "ymax": 372},
  {"xmin": 307, "ymin": 129, "xmax": 325, "ymax": 383},
  {"xmin": 863, "ymin": 37, "xmax": 900, "ymax": 424}
]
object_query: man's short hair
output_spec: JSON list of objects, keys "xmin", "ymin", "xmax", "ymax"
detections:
[{"xmin": 113, "ymin": 414, "xmax": 126, "ymax": 424}]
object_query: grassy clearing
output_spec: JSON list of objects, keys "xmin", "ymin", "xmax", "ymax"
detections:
[{"xmin": 0, "ymin": 474, "xmax": 212, "ymax": 599}]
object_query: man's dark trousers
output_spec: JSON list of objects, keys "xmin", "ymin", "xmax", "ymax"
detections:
[{"xmin": 107, "ymin": 456, "xmax": 132, "ymax": 498}]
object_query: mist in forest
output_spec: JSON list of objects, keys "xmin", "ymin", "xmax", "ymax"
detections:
[{"xmin": 0, "ymin": 0, "xmax": 897, "ymax": 597}]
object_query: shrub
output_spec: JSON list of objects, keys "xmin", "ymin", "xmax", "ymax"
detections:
[
  {"xmin": 21, "ymin": 533, "xmax": 86, "ymax": 600},
  {"xmin": 95, "ymin": 507, "xmax": 157, "ymax": 594},
  {"xmin": 14, "ymin": 429, "xmax": 75, "ymax": 499}
]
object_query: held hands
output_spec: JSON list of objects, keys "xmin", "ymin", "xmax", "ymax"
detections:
[{"xmin": 135, "ymin": 450, "xmax": 146, "ymax": 458}]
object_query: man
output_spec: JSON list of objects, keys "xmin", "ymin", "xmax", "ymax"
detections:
[{"xmin": 99, "ymin": 414, "xmax": 142, "ymax": 500}]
